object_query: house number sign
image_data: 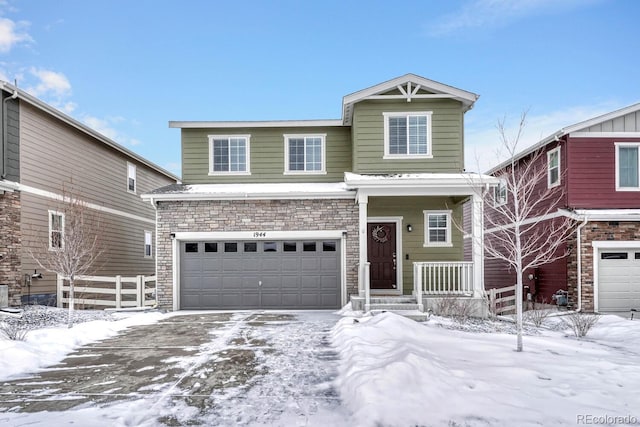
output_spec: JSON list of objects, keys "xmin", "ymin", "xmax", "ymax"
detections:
[
  {"xmin": 253, "ymin": 232, "xmax": 267, "ymax": 238},
  {"xmin": 371, "ymin": 225, "xmax": 389, "ymax": 243}
]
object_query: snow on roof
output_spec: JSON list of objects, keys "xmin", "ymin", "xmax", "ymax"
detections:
[{"xmin": 344, "ymin": 172, "xmax": 498, "ymax": 186}]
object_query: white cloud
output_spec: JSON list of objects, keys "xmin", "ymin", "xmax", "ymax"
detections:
[
  {"xmin": 27, "ymin": 68, "xmax": 72, "ymax": 97},
  {"xmin": 0, "ymin": 17, "xmax": 32, "ymax": 52},
  {"xmin": 465, "ymin": 102, "xmax": 623, "ymax": 173},
  {"xmin": 428, "ymin": 0, "xmax": 592, "ymax": 36},
  {"xmin": 81, "ymin": 115, "xmax": 144, "ymax": 148}
]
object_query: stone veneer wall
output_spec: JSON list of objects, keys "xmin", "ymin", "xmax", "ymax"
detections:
[
  {"xmin": 0, "ymin": 191, "xmax": 21, "ymax": 306},
  {"xmin": 567, "ymin": 221, "xmax": 640, "ymax": 312},
  {"xmin": 155, "ymin": 199, "xmax": 359, "ymax": 309}
]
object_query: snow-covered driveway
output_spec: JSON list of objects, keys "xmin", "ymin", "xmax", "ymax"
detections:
[{"xmin": 0, "ymin": 311, "xmax": 352, "ymax": 426}]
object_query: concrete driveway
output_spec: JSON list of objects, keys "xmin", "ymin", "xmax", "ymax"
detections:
[{"xmin": 0, "ymin": 311, "xmax": 351, "ymax": 426}]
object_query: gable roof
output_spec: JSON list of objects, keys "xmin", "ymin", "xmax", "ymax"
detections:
[
  {"xmin": 341, "ymin": 73, "xmax": 479, "ymax": 125},
  {"xmin": 0, "ymin": 81, "xmax": 180, "ymax": 181},
  {"xmin": 486, "ymin": 102, "xmax": 640, "ymax": 175},
  {"xmin": 170, "ymin": 73, "xmax": 479, "ymax": 129}
]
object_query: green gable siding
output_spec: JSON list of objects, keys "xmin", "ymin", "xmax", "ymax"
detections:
[
  {"xmin": 368, "ymin": 196, "xmax": 464, "ymax": 295},
  {"xmin": 182, "ymin": 126, "xmax": 352, "ymax": 184},
  {"xmin": 352, "ymin": 99, "xmax": 464, "ymax": 174}
]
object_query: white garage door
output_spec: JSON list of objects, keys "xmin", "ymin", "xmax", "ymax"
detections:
[{"xmin": 598, "ymin": 249, "xmax": 640, "ymax": 312}]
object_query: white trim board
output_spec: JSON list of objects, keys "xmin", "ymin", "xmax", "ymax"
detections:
[{"xmin": 18, "ymin": 183, "xmax": 155, "ymax": 225}]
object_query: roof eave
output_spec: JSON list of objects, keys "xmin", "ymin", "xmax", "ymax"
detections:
[{"xmin": 169, "ymin": 119, "xmax": 345, "ymax": 129}]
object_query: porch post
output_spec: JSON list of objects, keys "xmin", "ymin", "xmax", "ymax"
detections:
[
  {"xmin": 358, "ymin": 194, "xmax": 368, "ymax": 298},
  {"xmin": 471, "ymin": 193, "xmax": 484, "ymax": 298}
]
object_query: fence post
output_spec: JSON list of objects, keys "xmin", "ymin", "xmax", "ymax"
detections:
[
  {"xmin": 57, "ymin": 274, "xmax": 64, "ymax": 308},
  {"xmin": 115, "ymin": 275, "xmax": 122, "ymax": 309},
  {"xmin": 136, "ymin": 275, "xmax": 143, "ymax": 307},
  {"xmin": 489, "ymin": 288, "xmax": 496, "ymax": 318}
]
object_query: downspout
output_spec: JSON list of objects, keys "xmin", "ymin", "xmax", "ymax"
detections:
[
  {"xmin": 2, "ymin": 86, "xmax": 19, "ymax": 179},
  {"xmin": 575, "ymin": 215, "xmax": 589, "ymax": 312}
]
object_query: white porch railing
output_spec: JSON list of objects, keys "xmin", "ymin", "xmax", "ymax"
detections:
[
  {"xmin": 414, "ymin": 262, "xmax": 474, "ymax": 295},
  {"xmin": 57, "ymin": 274, "xmax": 156, "ymax": 309}
]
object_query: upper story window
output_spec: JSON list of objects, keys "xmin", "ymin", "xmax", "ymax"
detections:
[
  {"xmin": 383, "ymin": 112, "xmax": 433, "ymax": 159},
  {"xmin": 144, "ymin": 230, "xmax": 152, "ymax": 258},
  {"xmin": 127, "ymin": 162, "xmax": 137, "ymax": 193},
  {"xmin": 494, "ymin": 178, "xmax": 507, "ymax": 207},
  {"xmin": 208, "ymin": 135, "xmax": 250, "ymax": 175},
  {"xmin": 547, "ymin": 147, "xmax": 560, "ymax": 188},
  {"xmin": 284, "ymin": 134, "xmax": 326, "ymax": 174},
  {"xmin": 616, "ymin": 143, "xmax": 640, "ymax": 191},
  {"xmin": 423, "ymin": 210, "xmax": 452, "ymax": 247},
  {"xmin": 49, "ymin": 210, "xmax": 65, "ymax": 250}
]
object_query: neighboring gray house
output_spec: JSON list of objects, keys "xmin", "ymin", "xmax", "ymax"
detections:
[
  {"xmin": 0, "ymin": 81, "xmax": 179, "ymax": 307},
  {"xmin": 144, "ymin": 74, "xmax": 497, "ymax": 313}
]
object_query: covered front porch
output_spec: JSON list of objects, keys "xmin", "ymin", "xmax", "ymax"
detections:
[{"xmin": 345, "ymin": 172, "xmax": 498, "ymax": 317}]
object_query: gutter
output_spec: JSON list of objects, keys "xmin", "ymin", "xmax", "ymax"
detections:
[{"xmin": 1, "ymin": 87, "xmax": 19, "ymax": 179}]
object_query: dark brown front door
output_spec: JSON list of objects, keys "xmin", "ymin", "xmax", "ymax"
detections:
[{"xmin": 368, "ymin": 222, "xmax": 397, "ymax": 290}]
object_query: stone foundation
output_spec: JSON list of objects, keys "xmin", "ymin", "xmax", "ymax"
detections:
[
  {"xmin": 0, "ymin": 190, "xmax": 21, "ymax": 306},
  {"xmin": 155, "ymin": 199, "xmax": 359, "ymax": 310}
]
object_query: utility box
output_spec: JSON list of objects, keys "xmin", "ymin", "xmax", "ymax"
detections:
[{"xmin": 0, "ymin": 284, "xmax": 8, "ymax": 308}]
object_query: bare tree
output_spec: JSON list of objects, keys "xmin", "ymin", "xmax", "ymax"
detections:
[
  {"xmin": 26, "ymin": 186, "xmax": 104, "ymax": 327},
  {"xmin": 485, "ymin": 113, "xmax": 576, "ymax": 351}
]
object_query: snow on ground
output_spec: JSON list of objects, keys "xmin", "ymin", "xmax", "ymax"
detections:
[
  {"xmin": 332, "ymin": 311, "xmax": 640, "ymax": 427},
  {"xmin": 0, "ymin": 306, "xmax": 167, "ymax": 381}
]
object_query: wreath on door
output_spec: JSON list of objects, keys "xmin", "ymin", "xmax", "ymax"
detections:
[{"xmin": 371, "ymin": 225, "xmax": 389, "ymax": 243}]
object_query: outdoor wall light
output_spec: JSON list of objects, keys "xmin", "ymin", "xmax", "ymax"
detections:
[
  {"xmin": 527, "ymin": 273, "xmax": 535, "ymax": 280},
  {"xmin": 406, "ymin": 224, "xmax": 413, "ymax": 232},
  {"xmin": 32, "ymin": 270, "xmax": 43, "ymax": 279}
]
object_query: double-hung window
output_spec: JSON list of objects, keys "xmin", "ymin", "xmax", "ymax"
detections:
[
  {"xmin": 494, "ymin": 178, "xmax": 507, "ymax": 207},
  {"xmin": 49, "ymin": 210, "xmax": 65, "ymax": 250},
  {"xmin": 284, "ymin": 134, "xmax": 326, "ymax": 174},
  {"xmin": 424, "ymin": 210, "xmax": 452, "ymax": 247},
  {"xmin": 547, "ymin": 147, "xmax": 560, "ymax": 188},
  {"xmin": 127, "ymin": 162, "xmax": 136, "ymax": 193},
  {"xmin": 144, "ymin": 230, "xmax": 152, "ymax": 258},
  {"xmin": 616, "ymin": 143, "xmax": 640, "ymax": 190},
  {"xmin": 208, "ymin": 135, "xmax": 250, "ymax": 175},
  {"xmin": 383, "ymin": 112, "xmax": 432, "ymax": 158}
]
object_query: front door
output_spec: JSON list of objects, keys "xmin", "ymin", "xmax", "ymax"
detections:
[{"xmin": 368, "ymin": 222, "xmax": 397, "ymax": 290}]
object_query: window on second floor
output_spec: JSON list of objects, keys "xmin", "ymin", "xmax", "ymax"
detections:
[
  {"xmin": 383, "ymin": 112, "xmax": 433, "ymax": 159},
  {"xmin": 127, "ymin": 162, "xmax": 137, "ymax": 193},
  {"xmin": 494, "ymin": 178, "xmax": 507, "ymax": 207},
  {"xmin": 423, "ymin": 210, "xmax": 452, "ymax": 247},
  {"xmin": 547, "ymin": 147, "xmax": 560, "ymax": 188},
  {"xmin": 616, "ymin": 143, "xmax": 640, "ymax": 190},
  {"xmin": 208, "ymin": 135, "xmax": 250, "ymax": 175},
  {"xmin": 49, "ymin": 210, "xmax": 65, "ymax": 250},
  {"xmin": 284, "ymin": 134, "xmax": 326, "ymax": 174}
]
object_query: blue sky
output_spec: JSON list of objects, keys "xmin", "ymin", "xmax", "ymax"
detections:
[{"xmin": 1, "ymin": 0, "xmax": 638, "ymax": 175}]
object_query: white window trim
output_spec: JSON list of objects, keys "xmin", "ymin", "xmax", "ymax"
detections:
[
  {"xmin": 423, "ymin": 210, "xmax": 452, "ymax": 247},
  {"xmin": 48, "ymin": 210, "xmax": 65, "ymax": 251},
  {"xmin": 494, "ymin": 177, "xmax": 507, "ymax": 207},
  {"xmin": 547, "ymin": 147, "xmax": 561, "ymax": 188},
  {"xmin": 144, "ymin": 230, "xmax": 153, "ymax": 259},
  {"xmin": 127, "ymin": 162, "xmax": 137, "ymax": 194},
  {"xmin": 614, "ymin": 142, "xmax": 640, "ymax": 191},
  {"xmin": 283, "ymin": 134, "xmax": 327, "ymax": 175},
  {"xmin": 383, "ymin": 111, "xmax": 433, "ymax": 159},
  {"xmin": 208, "ymin": 135, "xmax": 251, "ymax": 176}
]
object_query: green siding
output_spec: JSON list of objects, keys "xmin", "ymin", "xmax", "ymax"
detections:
[
  {"xmin": 352, "ymin": 99, "xmax": 464, "ymax": 174},
  {"xmin": 182, "ymin": 126, "xmax": 352, "ymax": 184},
  {"xmin": 368, "ymin": 196, "xmax": 464, "ymax": 295}
]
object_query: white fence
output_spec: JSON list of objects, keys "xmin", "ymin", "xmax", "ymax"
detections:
[
  {"xmin": 488, "ymin": 285, "xmax": 516, "ymax": 316},
  {"xmin": 57, "ymin": 274, "xmax": 156, "ymax": 309},
  {"xmin": 414, "ymin": 261, "xmax": 474, "ymax": 295}
]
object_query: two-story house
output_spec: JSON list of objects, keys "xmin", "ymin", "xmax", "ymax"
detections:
[
  {"xmin": 144, "ymin": 74, "xmax": 497, "ymax": 314},
  {"xmin": 484, "ymin": 103, "xmax": 640, "ymax": 313},
  {"xmin": 0, "ymin": 81, "xmax": 179, "ymax": 307}
]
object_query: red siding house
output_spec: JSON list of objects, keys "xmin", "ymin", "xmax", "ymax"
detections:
[{"xmin": 483, "ymin": 103, "xmax": 640, "ymax": 313}]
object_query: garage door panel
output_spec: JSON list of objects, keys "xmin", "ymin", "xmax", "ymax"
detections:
[
  {"xmin": 180, "ymin": 239, "xmax": 340, "ymax": 309},
  {"xmin": 598, "ymin": 249, "xmax": 640, "ymax": 312}
]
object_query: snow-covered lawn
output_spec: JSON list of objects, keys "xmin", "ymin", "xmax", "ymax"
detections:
[{"xmin": 332, "ymin": 311, "xmax": 640, "ymax": 427}]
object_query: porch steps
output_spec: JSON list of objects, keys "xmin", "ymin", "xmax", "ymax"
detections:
[
  {"xmin": 371, "ymin": 309, "xmax": 430, "ymax": 322},
  {"xmin": 351, "ymin": 296, "xmax": 429, "ymax": 321}
]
